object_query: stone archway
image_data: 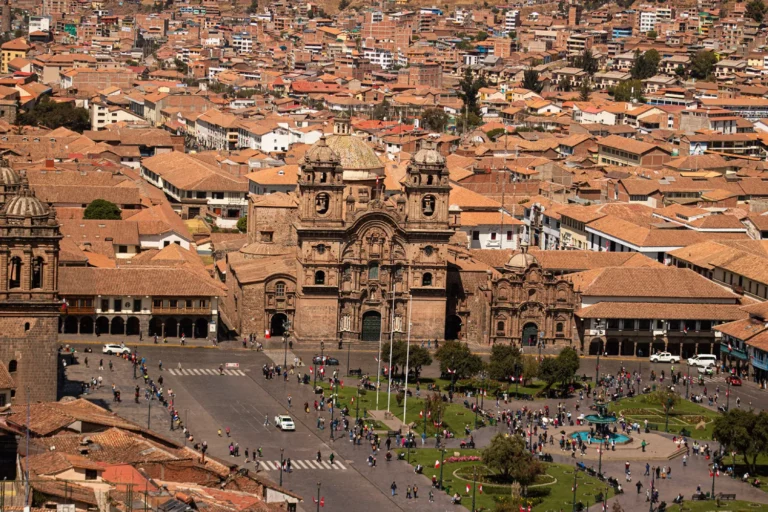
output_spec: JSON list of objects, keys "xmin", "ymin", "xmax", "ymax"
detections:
[
  {"xmin": 165, "ymin": 318, "xmax": 178, "ymax": 338},
  {"xmin": 605, "ymin": 338, "xmax": 620, "ymax": 356},
  {"xmin": 63, "ymin": 316, "xmax": 78, "ymax": 334},
  {"xmin": 195, "ymin": 318, "xmax": 208, "ymax": 338},
  {"xmin": 361, "ymin": 311, "xmax": 381, "ymax": 342},
  {"xmin": 588, "ymin": 339, "xmax": 602, "ymax": 355},
  {"xmin": 126, "ymin": 317, "xmax": 140, "ymax": 336},
  {"xmin": 96, "ymin": 316, "xmax": 109, "ymax": 336},
  {"xmin": 271, "ymin": 313, "xmax": 288, "ymax": 337},
  {"xmin": 80, "ymin": 316, "xmax": 94, "ymax": 334},
  {"xmin": 179, "ymin": 318, "xmax": 193, "ymax": 339},
  {"xmin": 522, "ymin": 323, "xmax": 538, "ymax": 347},
  {"xmin": 445, "ymin": 315, "xmax": 462, "ymax": 340},
  {"xmin": 110, "ymin": 317, "xmax": 125, "ymax": 335},
  {"xmin": 149, "ymin": 318, "xmax": 162, "ymax": 337}
]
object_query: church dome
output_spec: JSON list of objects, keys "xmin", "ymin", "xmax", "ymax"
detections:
[
  {"xmin": 412, "ymin": 143, "xmax": 445, "ymax": 166},
  {"xmin": 505, "ymin": 249, "xmax": 538, "ymax": 271},
  {"xmin": 326, "ymin": 134, "xmax": 384, "ymax": 173},
  {"xmin": 0, "ymin": 166, "xmax": 20, "ymax": 187},
  {"xmin": 304, "ymin": 136, "xmax": 341, "ymax": 166},
  {"xmin": 240, "ymin": 242, "xmax": 291, "ymax": 258},
  {"xmin": 3, "ymin": 185, "xmax": 48, "ymax": 218}
]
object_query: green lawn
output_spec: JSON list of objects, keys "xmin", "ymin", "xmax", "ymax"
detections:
[
  {"xmin": 397, "ymin": 448, "xmax": 614, "ymax": 511},
  {"xmin": 668, "ymin": 500, "xmax": 768, "ymax": 512},
  {"xmin": 608, "ymin": 395, "xmax": 719, "ymax": 440}
]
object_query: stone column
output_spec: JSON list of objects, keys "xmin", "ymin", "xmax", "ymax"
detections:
[
  {"xmin": 21, "ymin": 248, "xmax": 32, "ymax": 291},
  {"xmin": 0, "ymin": 250, "xmax": 8, "ymax": 293},
  {"xmin": 45, "ymin": 249, "xmax": 56, "ymax": 293}
]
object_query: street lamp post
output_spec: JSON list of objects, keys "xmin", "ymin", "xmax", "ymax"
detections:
[
  {"xmin": 330, "ymin": 380, "xmax": 336, "ymax": 441},
  {"xmin": 726, "ymin": 375, "xmax": 731, "ymax": 411},
  {"xmin": 664, "ymin": 397, "xmax": 672, "ymax": 432},
  {"xmin": 474, "ymin": 391, "xmax": 479, "ymax": 431},
  {"xmin": 598, "ymin": 442, "xmax": 603, "ymax": 478},
  {"xmin": 649, "ymin": 473, "xmax": 655, "ymax": 512},
  {"xmin": 438, "ymin": 444, "xmax": 446, "ymax": 490},
  {"xmin": 147, "ymin": 396, "xmax": 151, "ymax": 430},
  {"xmin": 595, "ymin": 331, "xmax": 602, "ymax": 385},
  {"xmin": 471, "ymin": 465, "xmax": 478, "ymax": 512},
  {"xmin": 183, "ymin": 408, "xmax": 189, "ymax": 447},
  {"xmin": 316, "ymin": 482, "xmax": 321, "ymax": 512},
  {"xmin": 346, "ymin": 341, "xmax": 351, "ymax": 376},
  {"xmin": 355, "ymin": 385, "xmax": 360, "ymax": 423},
  {"xmin": 515, "ymin": 362, "xmax": 520, "ymax": 397},
  {"xmin": 711, "ymin": 462, "xmax": 718, "ymax": 499},
  {"xmin": 279, "ymin": 448, "xmax": 284, "ymax": 487},
  {"xmin": 686, "ymin": 365, "xmax": 691, "ymax": 399}
]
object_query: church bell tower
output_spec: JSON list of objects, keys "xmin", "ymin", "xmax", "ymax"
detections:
[{"xmin": 404, "ymin": 140, "xmax": 451, "ymax": 230}]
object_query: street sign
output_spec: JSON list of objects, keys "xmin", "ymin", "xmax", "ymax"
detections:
[{"xmin": 225, "ymin": 363, "xmax": 240, "ymax": 368}]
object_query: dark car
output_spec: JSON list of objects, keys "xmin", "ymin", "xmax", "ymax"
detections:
[
  {"xmin": 312, "ymin": 356, "xmax": 340, "ymax": 365},
  {"xmin": 727, "ymin": 375, "xmax": 742, "ymax": 386}
]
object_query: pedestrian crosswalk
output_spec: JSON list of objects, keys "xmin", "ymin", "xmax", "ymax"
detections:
[
  {"xmin": 258, "ymin": 459, "xmax": 346, "ymax": 471},
  {"xmin": 167, "ymin": 368, "xmax": 247, "ymax": 377}
]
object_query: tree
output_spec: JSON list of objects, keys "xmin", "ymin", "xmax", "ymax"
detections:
[
  {"xmin": 611, "ymin": 79, "xmax": 645, "ymax": 102},
  {"xmin": 538, "ymin": 357, "xmax": 560, "ymax": 388},
  {"xmin": 691, "ymin": 50, "xmax": 718, "ymax": 80},
  {"xmin": 674, "ymin": 65, "xmax": 686, "ymax": 78},
  {"xmin": 380, "ymin": 341, "xmax": 433, "ymax": 380},
  {"xmin": 578, "ymin": 79, "xmax": 591, "ymax": 102},
  {"xmin": 521, "ymin": 356, "xmax": 539, "ymax": 385},
  {"xmin": 421, "ymin": 107, "xmax": 449, "ymax": 132},
  {"xmin": 338, "ymin": 0, "xmax": 350, "ymax": 10},
  {"xmin": 630, "ymin": 49, "xmax": 660, "ymax": 80},
  {"xmin": 236, "ymin": 216, "xmax": 247, "ymax": 232},
  {"xmin": 458, "ymin": 68, "xmax": 487, "ymax": 116},
  {"xmin": 574, "ymin": 49, "xmax": 598, "ymax": 75},
  {"xmin": 475, "ymin": 31, "xmax": 489, "ymax": 41},
  {"xmin": 522, "ymin": 69, "xmax": 543, "ymax": 93},
  {"xmin": 18, "ymin": 97, "xmax": 90, "ymax": 132},
  {"xmin": 556, "ymin": 346, "xmax": 580, "ymax": 385},
  {"xmin": 488, "ymin": 344, "xmax": 521, "ymax": 381},
  {"xmin": 560, "ymin": 77, "xmax": 572, "ymax": 92},
  {"xmin": 173, "ymin": 58, "xmax": 188, "ymax": 75},
  {"xmin": 713, "ymin": 409, "xmax": 768, "ymax": 473},
  {"xmin": 84, "ymin": 199, "xmax": 122, "ymax": 220},
  {"xmin": 485, "ymin": 127, "xmax": 507, "ymax": 141},
  {"xmin": 247, "ymin": 0, "xmax": 258, "ymax": 13},
  {"xmin": 372, "ymin": 99, "xmax": 390, "ymax": 121},
  {"xmin": 435, "ymin": 340, "xmax": 483, "ymax": 380},
  {"xmin": 647, "ymin": 30, "xmax": 658, "ymax": 40},
  {"xmin": 746, "ymin": 0, "xmax": 768, "ymax": 22},
  {"xmin": 482, "ymin": 434, "xmax": 544, "ymax": 493}
]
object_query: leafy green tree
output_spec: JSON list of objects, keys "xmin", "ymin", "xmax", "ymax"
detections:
[
  {"xmin": 236, "ymin": 216, "xmax": 247, "ymax": 232},
  {"xmin": 556, "ymin": 347, "xmax": 580, "ymax": 384},
  {"xmin": 522, "ymin": 356, "xmax": 539, "ymax": 385},
  {"xmin": 611, "ymin": 79, "xmax": 645, "ymax": 102},
  {"xmin": 674, "ymin": 65, "xmax": 686, "ymax": 78},
  {"xmin": 482, "ymin": 434, "xmax": 544, "ymax": 492},
  {"xmin": 574, "ymin": 49, "xmax": 598, "ymax": 75},
  {"xmin": 488, "ymin": 344, "xmax": 521, "ymax": 381},
  {"xmin": 435, "ymin": 340, "xmax": 483, "ymax": 380},
  {"xmin": 18, "ymin": 97, "xmax": 90, "ymax": 132},
  {"xmin": 649, "ymin": 388, "xmax": 679, "ymax": 415},
  {"xmin": 690, "ymin": 50, "xmax": 718, "ymax": 80},
  {"xmin": 485, "ymin": 127, "xmax": 507, "ymax": 141},
  {"xmin": 456, "ymin": 40, "xmax": 473, "ymax": 51},
  {"xmin": 421, "ymin": 107, "xmax": 449, "ymax": 131},
  {"xmin": 538, "ymin": 357, "xmax": 559, "ymax": 388},
  {"xmin": 458, "ymin": 68, "xmax": 487, "ymax": 116},
  {"xmin": 475, "ymin": 31, "xmax": 489, "ymax": 41},
  {"xmin": 631, "ymin": 49, "xmax": 661, "ymax": 79},
  {"xmin": 338, "ymin": 0, "xmax": 350, "ymax": 10},
  {"xmin": 173, "ymin": 58, "xmax": 188, "ymax": 75},
  {"xmin": 380, "ymin": 341, "xmax": 433, "ymax": 380},
  {"xmin": 578, "ymin": 79, "xmax": 591, "ymax": 101},
  {"xmin": 746, "ymin": 0, "xmax": 768, "ymax": 22},
  {"xmin": 372, "ymin": 99, "xmax": 390, "ymax": 121},
  {"xmin": 247, "ymin": 0, "xmax": 258, "ymax": 12},
  {"xmin": 713, "ymin": 409, "xmax": 768, "ymax": 473},
  {"xmin": 522, "ymin": 69, "xmax": 543, "ymax": 93},
  {"xmin": 647, "ymin": 30, "xmax": 658, "ymax": 39},
  {"xmin": 84, "ymin": 199, "xmax": 122, "ymax": 220},
  {"xmin": 560, "ymin": 77, "xmax": 572, "ymax": 92}
]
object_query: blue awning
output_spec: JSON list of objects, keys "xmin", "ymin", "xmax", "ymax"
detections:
[{"xmin": 721, "ymin": 343, "xmax": 748, "ymax": 361}]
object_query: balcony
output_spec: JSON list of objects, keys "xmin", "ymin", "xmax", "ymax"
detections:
[
  {"xmin": 66, "ymin": 306, "xmax": 96, "ymax": 315},
  {"xmin": 152, "ymin": 306, "xmax": 211, "ymax": 315}
]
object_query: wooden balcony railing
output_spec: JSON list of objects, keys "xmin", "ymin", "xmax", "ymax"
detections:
[{"xmin": 152, "ymin": 306, "xmax": 210, "ymax": 315}]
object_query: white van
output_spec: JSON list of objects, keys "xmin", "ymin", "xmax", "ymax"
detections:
[{"xmin": 687, "ymin": 354, "xmax": 717, "ymax": 368}]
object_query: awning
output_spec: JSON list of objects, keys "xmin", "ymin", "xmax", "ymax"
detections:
[{"xmin": 721, "ymin": 343, "xmax": 748, "ymax": 361}]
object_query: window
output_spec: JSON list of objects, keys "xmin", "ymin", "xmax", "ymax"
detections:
[
  {"xmin": 315, "ymin": 271, "xmax": 326, "ymax": 285},
  {"xmin": 506, "ymin": 231, "xmax": 513, "ymax": 241},
  {"xmin": 422, "ymin": 273, "xmax": 433, "ymax": 286},
  {"xmin": 133, "ymin": 299, "xmax": 142, "ymax": 312},
  {"xmin": 153, "ymin": 299, "xmax": 162, "ymax": 308},
  {"xmin": 8, "ymin": 360, "xmax": 17, "ymax": 373},
  {"xmin": 186, "ymin": 300, "xmax": 193, "ymax": 308},
  {"xmin": 638, "ymin": 319, "xmax": 651, "ymax": 330},
  {"xmin": 196, "ymin": 191, "xmax": 206, "ymax": 199},
  {"xmin": 200, "ymin": 300, "xmax": 207, "ymax": 308},
  {"xmin": 700, "ymin": 320, "xmax": 712, "ymax": 331},
  {"xmin": 276, "ymin": 282, "xmax": 285, "ymax": 297},
  {"xmin": 85, "ymin": 469, "xmax": 98, "ymax": 481},
  {"xmin": 684, "ymin": 320, "xmax": 697, "ymax": 332},
  {"xmin": 212, "ymin": 192, "xmax": 224, "ymax": 200},
  {"xmin": 118, "ymin": 245, "xmax": 128, "ymax": 253},
  {"xmin": 31, "ymin": 257, "xmax": 43, "ymax": 289},
  {"xmin": 8, "ymin": 256, "xmax": 20, "ymax": 289},
  {"xmin": 101, "ymin": 299, "xmax": 110, "ymax": 311},
  {"xmin": 496, "ymin": 321, "xmax": 505, "ymax": 333},
  {"xmin": 472, "ymin": 231, "xmax": 480, "ymax": 241},
  {"xmin": 607, "ymin": 319, "xmax": 619, "ymax": 329},
  {"xmin": 368, "ymin": 262, "xmax": 379, "ymax": 280},
  {"xmin": 668, "ymin": 320, "xmax": 681, "ymax": 331},
  {"xmin": 622, "ymin": 319, "xmax": 635, "ymax": 330},
  {"xmin": 490, "ymin": 232, "xmax": 497, "ymax": 240},
  {"xmin": 170, "ymin": 300, "xmax": 178, "ymax": 308},
  {"xmin": 556, "ymin": 322, "xmax": 564, "ymax": 333},
  {"xmin": 113, "ymin": 299, "xmax": 121, "ymax": 311}
]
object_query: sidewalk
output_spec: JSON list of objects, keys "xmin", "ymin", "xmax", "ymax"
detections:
[{"xmin": 59, "ymin": 332, "xmax": 217, "ymax": 349}]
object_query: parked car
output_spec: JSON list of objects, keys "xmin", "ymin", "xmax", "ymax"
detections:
[
  {"xmin": 698, "ymin": 366, "xmax": 714, "ymax": 376},
  {"xmin": 687, "ymin": 354, "xmax": 717, "ymax": 368},
  {"xmin": 727, "ymin": 375, "xmax": 742, "ymax": 386},
  {"xmin": 102, "ymin": 343, "xmax": 130, "ymax": 355},
  {"xmin": 274, "ymin": 415, "xmax": 295, "ymax": 431},
  {"xmin": 312, "ymin": 356, "xmax": 340, "ymax": 365},
  {"xmin": 650, "ymin": 352, "xmax": 680, "ymax": 364}
]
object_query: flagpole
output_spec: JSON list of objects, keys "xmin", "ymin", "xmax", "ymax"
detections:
[
  {"xmin": 387, "ymin": 277, "xmax": 396, "ymax": 413},
  {"xmin": 403, "ymin": 293, "xmax": 413, "ymax": 425}
]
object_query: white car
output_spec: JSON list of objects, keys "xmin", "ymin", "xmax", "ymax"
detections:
[
  {"xmin": 102, "ymin": 343, "xmax": 130, "ymax": 355},
  {"xmin": 274, "ymin": 415, "xmax": 295, "ymax": 431},
  {"xmin": 687, "ymin": 354, "xmax": 717, "ymax": 368},
  {"xmin": 649, "ymin": 352, "xmax": 680, "ymax": 364}
]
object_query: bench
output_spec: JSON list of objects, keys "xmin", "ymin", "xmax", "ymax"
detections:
[
  {"xmin": 691, "ymin": 494, "xmax": 708, "ymax": 501},
  {"xmin": 645, "ymin": 424, "xmax": 659, "ymax": 433},
  {"xmin": 348, "ymin": 368, "xmax": 362, "ymax": 377},
  {"xmin": 718, "ymin": 493, "xmax": 737, "ymax": 501},
  {"xmin": 387, "ymin": 430, "xmax": 401, "ymax": 437}
]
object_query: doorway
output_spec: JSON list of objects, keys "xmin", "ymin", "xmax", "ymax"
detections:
[
  {"xmin": 361, "ymin": 311, "xmax": 381, "ymax": 342},
  {"xmin": 271, "ymin": 313, "xmax": 288, "ymax": 337},
  {"xmin": 445, "ymin": 315, "xmax": 462, "ymax": 340},
  {"xmin": 522, "ymin": 323, "xmax": 538, "ymax": 346}
]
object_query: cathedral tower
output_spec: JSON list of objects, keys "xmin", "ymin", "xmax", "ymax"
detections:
[{"xmin": 404, "ymin": 140, "xmax": 451, "ymax": 230}]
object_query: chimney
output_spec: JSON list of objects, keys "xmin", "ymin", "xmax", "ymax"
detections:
[{"xmin": 45, "ymin": 159, "xmax": 54, "ymax": 169}]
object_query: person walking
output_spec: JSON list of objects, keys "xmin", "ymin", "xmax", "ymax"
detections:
[
  {"xmin": 329, "ymin": 453, "xmax": 335, "ymax": 465},
  {"xmin": 264, "ymin": 415, "xmax": 269, "ymax": 427},
  {"xmin": 406, "ymin": 486, "xmax": 412, "ymax": 499},
  {"xmin": 636, "ymin": 481, "xmax": 643, "ymax": 494},
  {"xmin": 288, "ymin": 394, "xmax": 292, "ymax": 408},
  {"xmin": 84, "ymin": 356, "xmax": 89, "ymax": 368},
  {"xmin": 682, "ymin": 454, "xmax": 687, "ymax": 467},
  {"xmin": 413, "ymin": 485, "xmax": 418, "ymax": 499},
  {"xmin": 390, "ymin": 482, "xmax": 397, "ymax": 496},
  {"xmin": 99, "ymin": 359, "xmax": 104, "ymax": 371}
]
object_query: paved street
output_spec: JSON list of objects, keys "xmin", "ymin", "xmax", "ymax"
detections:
[{"xmin": 61, "ymin": 341, "xmax": 768, "ymax": 512}]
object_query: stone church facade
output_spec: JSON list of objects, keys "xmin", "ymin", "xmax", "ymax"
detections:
[
  {"xmin": 0, "ymin": 166, "xmax": 61, "ymax": 404},
  {"xmin": 221, "ymin": 123, "xmax": 577, "ymax": 346}
]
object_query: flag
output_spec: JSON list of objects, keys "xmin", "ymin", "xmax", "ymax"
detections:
[
  {"xmin": 427, "ymin": 410, "xmax": 432, "ymax": 419},
  {"xmin": 683, "ymin": 326, "xmax": 689, "ymax": 334},
  {"xmin": 466, "ymin": 485, "xmax": 470, "ymax": 494},
  {"xmin": 320, "ymin": 498, "xmax": 325, "ymax": 507},
  {"xmin": 479, "ymin": 485, "xmax": 483, "ymax": 494},
  {"xmin": 419, "ymin": 410, "xmax": 423, "ymax": 419},
  {"xmin": 709, "ymin": 470, "xmax": 714, "ymax": 477},
  {"xmin": 728, "ymin": 343, "xmax": 733, "ymax": 352},
  {"xmin": 309, "ymin": 366, "xmax": 313, "ymax": 374},
  {"xmin": 434, "ymin": 460, "xmax": 440, "ymax": 468}
]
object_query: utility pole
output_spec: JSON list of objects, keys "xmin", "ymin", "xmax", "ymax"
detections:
[
  {"xmin": 402, "ymin": 293, "xmax": 413, "ymax": 425},
  {"xmin": 25, "ymin": 387, "xmax": 30, "ymax": 508},
  {"xmin": 471, "ymin": 466, "xmax": 477, "ymax": 512},
  {"xmin": 387, "ymin": 275, "xmax": 397, "ymax": 413}
]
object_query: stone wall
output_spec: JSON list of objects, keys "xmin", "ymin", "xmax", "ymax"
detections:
[
  {"xmin": 0, "ymin": 312, "xmax": 59, "ymax": 403},
  {"xmin": 249, "ymin": 204, "xmax": 298, "ymax": 246}
]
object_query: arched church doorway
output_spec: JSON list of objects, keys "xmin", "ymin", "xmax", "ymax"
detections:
[
  {"xmin": 271, "ymin": 313, "xmax": 288, "ymax": 337},
  {"xmin": 522, "ymin": 323, "xmax": 538, "ymax": 347},
  {"xmin": 445, "ymin": 315, "xmax": 462, "ymax": 340},
  {"xmin": 361, "ymin": 311, "xmax": 381, "ymax": 342}
]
